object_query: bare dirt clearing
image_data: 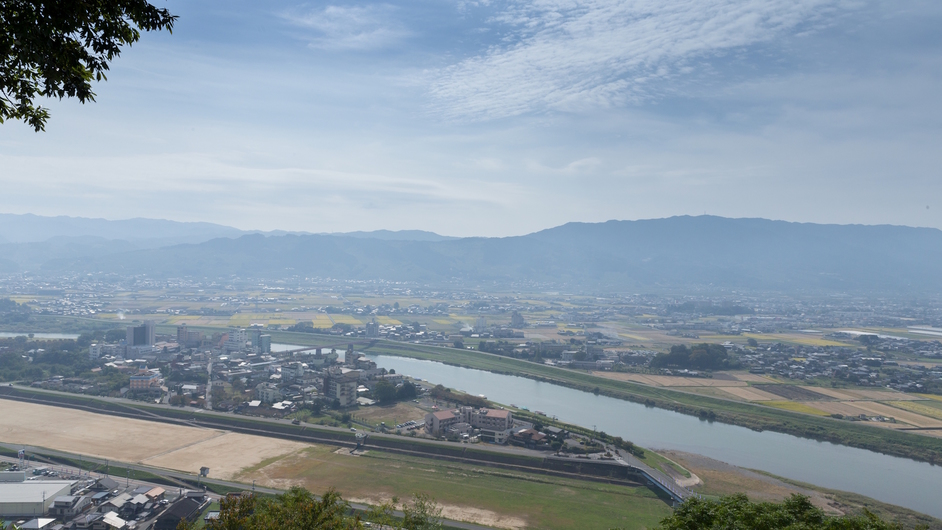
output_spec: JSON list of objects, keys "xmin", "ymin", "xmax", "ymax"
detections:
[
  {"xmin": 799, "ymin": 387, "xmax": 860, "ymax": 400},
  {"xmin": 0, "ymin": 400, "xmax": 219, "ymax": 462},
  {"xmin": 753, "ymin": 385, "xmax": 834, "ymax": 401},
  {"xmin": 0, "ymin": 400, "xmax": 310, "ymax": 478},
  {"xmin": 142, "ymin": 432, "xmax": 309, "ymax": 480},
  {"xmin": 719, "ymin": 386, "xmax": 782, "ymax": 401},
  {"xmin": 843, "ymin": 389, "xmax": 923, "ymax": 401},
  {"xmin": 849, "ymin": 402, "xmax": 942, "ymax": 429},
  {"xmin": 728, "ymin": 372, "xmax": 777, "ymax": 383},
  {"xmin": 348, "ymin": 495, "xmax": 527, "ymax": 530},
  {"xmin": 591, "ymin": 372, "xmax": 746, "ymax": 387}
]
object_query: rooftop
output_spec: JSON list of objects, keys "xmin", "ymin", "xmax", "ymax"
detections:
[{"xmin": 0, "ymin": 480, "xmax": 74, "ymax": 503}]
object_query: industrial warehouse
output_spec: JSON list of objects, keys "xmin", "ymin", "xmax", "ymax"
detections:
[
  {"xmin": 0, "ymin": 471, "xmax": 74, "ymax": 518},
  {"xmin": 0, "ymin": 463, "xmax": 211, "ymax": 530}
]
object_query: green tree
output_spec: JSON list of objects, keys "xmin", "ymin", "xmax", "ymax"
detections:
[
  {"xmin": 396, "ymin": 381, "xmax": 417, "ymax": 400},
  {"xmin": 373, "ymin": 380, "xmax": 398, "ymax": 404},
  {"xmin": 105, "ymin": 328, "xmax": 126, "ymax": 342},
  {"xmin": 366, "ymin": 494, "xmax": 443, "ymax": 530},
  {"xmin": 402, "ymin": 493, "xmax": 443, "ymax": 530},
  {"xmin": 656, "ymin": 494, "xmax": 913, "ymax": 530},
  {"xmin": 195, "ymin": 487, "xmax": 358, "ymax": 530},
  {"xmin": 1, "ymin": 0, "xmax": 177, "ymax": 131}
]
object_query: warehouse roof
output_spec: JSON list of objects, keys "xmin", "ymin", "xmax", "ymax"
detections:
[{"xmin": 0, "ymin": 480, "xmax": 74, "ymax": 503}]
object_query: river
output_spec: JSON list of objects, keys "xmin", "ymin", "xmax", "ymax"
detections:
[
  {"xmin": 0, "ymin": 332, "xmax": 81, "ymax": 339},
  {"xmin": 366, "ymin": 354, "xmax": 942, "ymax": 519}
]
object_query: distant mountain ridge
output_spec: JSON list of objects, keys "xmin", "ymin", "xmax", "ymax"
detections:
[
  {"xmin": 0, "ymin": 213, "xmax": 245, "ymax": 245},
  {"xmin": 319, "ymin": 230, "xmax": 457, "ymax": 242},
  {"xmin": 25, "ymin": 215, "xmax": 942, "ymax": 294}
]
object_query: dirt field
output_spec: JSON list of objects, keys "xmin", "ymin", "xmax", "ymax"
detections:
[
  {"xmin": 719, "ymin": 386, "xmax": 782, "ymax": 401},
  {"xmin": 142, "ymin": 432, "xmax": 309, "ymax": 480},
  {"xmin": 727, "ymin": 372, "xmax": 777, "ymax": 383},
  {"xmin": 841, "ymin": 389, "xmax": 923, "ymax": 401},
  {"xmin": 885, "ymin": 400, "xmax": 942, "ymax": 420},
  {"xmin": 763, "ymin": 401, "xmax": 830, "ymax": 416},
  {"xmin": 0, "ymin": 400, "xmax": 220, "ymax": 462},
  {"xmin": 848, "ymin": 402, "xmax": 942, "ymax": 429},
  {"xmin": 347, "ymin": 494, "xmax": 527, "ymax": 530},
  {"xmin": 808, "ymin": 402, "xmax": 919, "ymax": 431},
  {"xmin": 799, "ymin": 387, "xmax": 859, "ymax": 400},
  {"xmin": 591, "ymin": 372, "xmax": 746, "ymax": 387},
  {"xmin": 753, "ymin": 385, "xmax": 834, "ymax": 401},
  {"xmin": 812, "ymin": 401, "xmax": 886, "ymax": 418},
  {"xmin": 678, "ymin": 387, "xmax": 744, "ymax": 400},
  {"xmin": 0, "ymin": 400, "xmax": 309, "ymax": 478}
]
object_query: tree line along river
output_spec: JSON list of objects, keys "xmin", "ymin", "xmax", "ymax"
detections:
[{"xmin": 365, "ymin": 354, "xmax": 942, "ymax": 519}]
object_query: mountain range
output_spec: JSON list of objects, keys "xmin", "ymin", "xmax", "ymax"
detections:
[{"xmin": 2, "ymin": 213, "xmax": 941, "ymax": 294}]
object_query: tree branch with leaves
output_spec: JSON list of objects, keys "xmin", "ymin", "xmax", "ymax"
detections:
[{"xmin": 0, "ymin": 0, "xmax": 176, "ymax": 131}]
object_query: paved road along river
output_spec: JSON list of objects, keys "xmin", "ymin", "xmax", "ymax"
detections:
[{"xmin": 367, "ymin": 354, "xmax": 942, "ymax": 519}]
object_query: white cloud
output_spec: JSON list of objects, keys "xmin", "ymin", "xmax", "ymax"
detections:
[
  {"xmin": 280, "ymin": 4, "xmax": 410, "ymax": 50},
  {"xmin": 429, "ymin": 0, "xmax": 844, "ymax": 120}
]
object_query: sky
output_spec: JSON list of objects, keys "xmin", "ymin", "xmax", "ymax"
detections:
[{"xmin": 1, "ymin": 0, "xmax": 941, "ymax": 237}]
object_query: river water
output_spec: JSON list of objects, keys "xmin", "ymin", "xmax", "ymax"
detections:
[
  {"xmin": 0, "ymin": 332, "xmax": 80, "ymax": 339},
  {"xmin": 366, "ymin": 354, "xmax": 942, "ymax": 519}
]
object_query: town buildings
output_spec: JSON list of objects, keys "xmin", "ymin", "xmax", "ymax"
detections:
[
  {"xmin": 425, "ymin": 406, "xmax": 515, "ymax": 443},
  {"xmin": 324, "ymin": 367, "xmax": 359, "ymax": 407}
]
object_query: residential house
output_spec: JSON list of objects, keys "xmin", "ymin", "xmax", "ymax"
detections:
[{"xmin": 153, "ymin": 498, "xmax": 206, "ymax": 530}]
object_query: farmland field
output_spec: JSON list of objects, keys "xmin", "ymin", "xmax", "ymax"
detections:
[
  {"xmin": 762, "ymin": 401, "xmax": 830, "ymax": 416},
  {"xmin": 719, "ymin": 386, "xmax": 781, "ymax": 401},
  {"xmin": 849, "ymin": 402, "xmax": 942, "ymax": 428},
  {"xmin": 753, "ymin": 384, "xmax": 835, "ymax": 401}
]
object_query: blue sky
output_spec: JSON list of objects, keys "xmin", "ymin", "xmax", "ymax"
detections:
[{"xmin": 1, "ymin": 0, "xmax": 941, "ymax": 236}]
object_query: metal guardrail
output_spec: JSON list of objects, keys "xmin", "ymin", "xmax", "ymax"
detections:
[{"xmin": 619, "ymin": 455, "xmax": 695, "ymax": 503}]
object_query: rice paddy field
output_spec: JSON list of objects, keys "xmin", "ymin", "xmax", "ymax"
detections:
[{"xmin": 591, "ymin": 370, "xmax": 942, "ymax": 435}]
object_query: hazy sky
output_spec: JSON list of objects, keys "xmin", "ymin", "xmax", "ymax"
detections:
[{"xmin": 2, "ymin": 0, "xmax": 941, "ymax": 236}]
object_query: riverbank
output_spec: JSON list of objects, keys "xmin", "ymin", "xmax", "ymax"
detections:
[
  {"xmin": 337, "ymin": 337, "xmax": 942, "ymax": 465},
  {"xmin": 662, "ymin": 450, "xmax": 942, "ymax": 530}
]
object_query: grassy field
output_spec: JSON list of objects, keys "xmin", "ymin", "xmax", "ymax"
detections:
[
  {"xmin": 241, "ymin": 445, "xmax": 673, "ymax": 530},
  {"xmin": 351, "ymin": 402, "xmax": 427, "ymax": 427}
]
